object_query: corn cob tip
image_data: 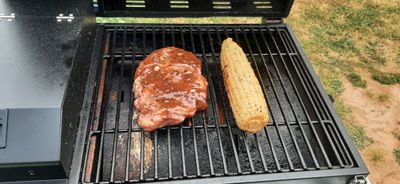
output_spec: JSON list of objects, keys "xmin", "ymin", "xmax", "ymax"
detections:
[
  {"xmin": 238, "ymin": 116, "xmax": 268, "ymax": 134},
  {"xmin": 222, "ymin": 38, "xmax": 234, "ymax": 45}
]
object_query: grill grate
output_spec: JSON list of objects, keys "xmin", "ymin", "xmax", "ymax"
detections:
[{"xmin": 81, "ymin": 25, "xmax": 355, "ymax": 183}]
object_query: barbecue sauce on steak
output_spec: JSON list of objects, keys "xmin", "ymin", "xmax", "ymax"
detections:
[{"xmin": 134, "ymin": 47, "xmax": 208, "ymax": 131}]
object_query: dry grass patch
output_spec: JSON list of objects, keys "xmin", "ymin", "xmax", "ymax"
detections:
[
  {"xmin": 393, "ymin": 129, "xmax": 400, "ymax": 141},
  {"xmin": 366, "ymin": 91, "xmax": 391, "ymax": 103},
  {"xmin": 370, "ymin": 149, "xmax": 386, "ymax": 162}
]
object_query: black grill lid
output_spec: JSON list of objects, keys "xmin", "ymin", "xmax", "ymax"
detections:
[{"xmin": 96, "ymin": 0, "xmax": 294, "ymax": 18}]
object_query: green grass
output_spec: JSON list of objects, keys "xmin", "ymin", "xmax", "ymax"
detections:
[
  {"xmin": 345, "ymin": 124, "xmax": 374, "ymax": 150},
  {"xmin": 347, "ymin": 73, "xmax": 367, "ymax": 88},
  {"xmin": 321, "ymin": 75, "xmax": 344, "ymax": 99},
  {"xmin": 346, "ymin": 4, "xmax": 383, "ymax": 30},
  {"xmin": 287, "ymin": 0, "xmax": 400, "ymax": 101},
  {"xmin": 362, "ymin": 41, "xmax": 387, "ymax": 66},
  {"xmin": 394, "ymin": 148, "xmax": 400, "ymax": 165},
  {"xmin": 372, "ymin": 72, "xmax": 400, "ymax": 85},
  {"xmin": 335, "ymin": 100, "xmax": 352, "ymax": 121},
  {"xmin": 397, "ymin": 54, "xmax": 400, "ymax": 66},
  {"xmin": 286, "ymin": 1, "xmax": 400, "ymax": 138},
  {"xmin": 301, "ymin": 4, "xmax": 382, "ymax": 55}
]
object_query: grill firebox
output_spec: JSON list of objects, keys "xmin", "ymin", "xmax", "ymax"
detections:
[{"xmin": 80, "ymin": 25, "xmax": 361, "ymax": 183}]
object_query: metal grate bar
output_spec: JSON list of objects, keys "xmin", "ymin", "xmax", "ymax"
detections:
[
  {"xmin": 291, "ymin": 54, "xmax": 330, "ymax": 121},
  {"xmin": 213, "ymin": 26, "xmax": 284, "ymax": 171},
  {"xmin": 232, "ymin": 27, "xmax": 293, "ymax": 171},
  {"xmin": 166, "ymin": 28, "xmax": 173, "ymax": 179},
  {"xmin": 254, "ymin": 134, "xmax": 268, "ymax": 172},
  {"xmin": 249, "ymin": 27, "xmax": 310, "ymax": 169},
  {"xmin": 327, "ymin": 124, "xmax": 354, "ymax": 166},
  {"xmin": 214, "ymin": 27, "xmax": 242, "ymax": 174},
  {"xmin": 279, "ymin": 32, "xmax": 329, "ymax": 121},
  {"xmin": 82, "ymin": 32, "xmax": 111, "ymax": 183},
  {"xmin": 160, "ymin": 27, "xmax": 165, "ymax": 47},
  {"xmin": 205, "ymin": 27, "xmax": 228, "ymax": 175},
  {"xmin": 86, "ymin": 121, "xmax": 333, "ymax": 133},
  {"xmin": 280, "ymin": 32, "xmax": 354, "ymax": 167},
  {"xmin": 249, "ymin": 28, "xmax": 320, "ymax": 169},
  {"xmin": 278, "ymin": 41, "xmax": 346, "ymax": 167},
  {"xmin": 171, "ymin": 27, "xmax": 176, "ymax": 46},
  {"xmin": 272, "ymin": 29, "xmax": 344, "ymax": 167},
  {"xmin": 110, "ymin": 26, "xmax": 127, "ymax": 182},
  {"xmin": 259, "ymin": 27, "xmax": 332, "ymax": 168},
  {"xmin": 278, "ymin": 30, "xmax": 329, "ymax": 119},
  {"xmin": 161, "ymin": 30, "xmax": 177, "ymax": 180},
  {"xmin": 104, "ymin": 53, "xmax": 298, "ymax": 60},
  {"xmin": 88, "ymin": 120, "xmax": 334, "ymax": 134},
  {"xmin": 229, "ymin": 29, "xmax": 266, "ymax": 172},
  {"xmin": 140, "ymin": 129, "xmax": 145, "ymax": 180},
  {"xmin": 150, "ymin": 27, "xmax": 160, "ymax": 180},
  {"xmin": 95, "ymin": 27, "xmax": 118, "ymax": 183},
  {"xmin": 189, "ymin": 26, "xmax": 203, "ymax": 176},
  {"xmin": 125, "ymin": 26, "xmax": 137, "ymax": 182},
  {"xmin": 138, "ymin": 28, "xmax": 147, "ymax": 181},
  {"xmin": 231, "ymin": 27, "xmax": 277, "ymax": 171},
  {"xmin": 198, "ymin": 29, "xmax": 215, "ymax": 176},
  {"xmin": 267, "ymin": 27, "xmax": 344, "ymax": 167},
  {"xmin": 264, "ymin": 127, "xmax": 281, "ymax": 170},
  {"xmin": 139, "ymin": 27, "xmax": 147, "ymax": 181},
  {"xmin": 178, "ymin": 27, "xmax": 188, "ymax": 178},
  {"xmin": 242, "ymin": 133, "xmax": 255, "ymax": 172},
  {"xmin": 231, "ymin": 30, "xmax": 257, "ymax": 172},
  {"xmin": 241, "ymin": 27, "xmax": 308, "ymax": 170},
  {"xmin": 248, "ymin": 28, "xmax": 307, "ymax": 168}
]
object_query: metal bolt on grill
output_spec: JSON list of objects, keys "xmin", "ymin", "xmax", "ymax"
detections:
[{"xmin": 81, "ymin": 25, "xmax": 356, "ymax": 183}]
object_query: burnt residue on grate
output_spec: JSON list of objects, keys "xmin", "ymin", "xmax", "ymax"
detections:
[{"xmin": 81, "ymin": 25, "xmax": 355, "ymax": 183}]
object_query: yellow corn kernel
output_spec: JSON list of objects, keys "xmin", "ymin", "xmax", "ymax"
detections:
[{"xmin": 220, "ymin": 38, "xmax": 269, "ymax": 134}]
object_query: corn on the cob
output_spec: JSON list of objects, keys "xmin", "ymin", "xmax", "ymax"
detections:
[{"xmin": 220, "ymin": 38, "xmax": 269, "ymax": 134}]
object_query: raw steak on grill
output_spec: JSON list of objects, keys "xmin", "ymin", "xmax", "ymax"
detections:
[{"xmin": 133, "ymin": 47, "xmax": 208, "ymax": 131}]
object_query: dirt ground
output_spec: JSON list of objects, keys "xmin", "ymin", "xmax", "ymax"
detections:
[
  {"xmin": 340, "ymin": 76, "xmax": 400, "ymax": 184},
  {"xmin": 286, "ymin": 0, "xmax": 400, "ymax": 182}
]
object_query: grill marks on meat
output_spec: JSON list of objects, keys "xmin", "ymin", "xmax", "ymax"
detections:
[{"xmin": 134, "ymin": 47, "xmax": 208, "ymax": 131}]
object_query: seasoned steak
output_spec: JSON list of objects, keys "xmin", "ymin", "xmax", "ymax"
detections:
[{"xmin": 133, "ymin": 47, "xmax": 208, "ymax": 131}]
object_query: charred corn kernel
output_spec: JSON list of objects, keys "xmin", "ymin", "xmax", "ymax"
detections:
[{"xmin": 220, "ymin": 38, "xmax": 269, "ymax": 134}]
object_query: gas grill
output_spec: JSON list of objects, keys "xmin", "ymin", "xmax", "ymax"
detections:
[{"xmin": 0, "ymin": 0, "xmax": 368, "ymax": 183}]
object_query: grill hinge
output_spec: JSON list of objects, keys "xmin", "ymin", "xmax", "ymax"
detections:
[
  {"xmin": 349, "ymin": 175, "xmax": 370, "ymax": 184},
  {"xmin": 56, "ymin": 13, "xmax": 74, "ymax": 22},
  {"xmin": 0, "ymin": 13, "xmax": 15, "ymax": 22},
  {"xmin": 261, "ymin": 18, "xmax": 284, "ymax": 25}
]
